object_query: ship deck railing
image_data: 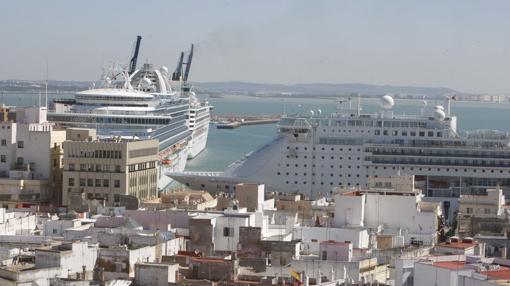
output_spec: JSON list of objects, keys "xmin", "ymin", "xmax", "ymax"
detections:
[{"xmin": 367, "ymin": 157, "xmax": 510, "ymax": 168}]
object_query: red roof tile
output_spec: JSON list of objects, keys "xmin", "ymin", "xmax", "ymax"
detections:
[{"xmin": 433, "ymin": 261, "xmax": 466, "ymax": 270}]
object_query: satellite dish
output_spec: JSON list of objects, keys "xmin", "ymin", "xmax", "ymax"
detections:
[{"xmin": 380, "ymin": 95, "xmax": 394, "ymax": 109}]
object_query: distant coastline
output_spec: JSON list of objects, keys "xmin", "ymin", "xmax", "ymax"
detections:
[{"xmin": 1, "ymin": 79, "xmax": 508, "ymax": 104}]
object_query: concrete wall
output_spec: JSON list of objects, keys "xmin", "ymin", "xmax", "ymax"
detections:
[
  {"xmin": 135, "ymin": 263, "xmax": 179, "ymax": 286},
  {"xmin": 334, "ymin": 194, "xmax": 365, "ymax": 227},
  {"xmin": 44, "ymin": 219, "xmax": 80, "ymax": 236},
  {"xmin": 319, "ymin": 242, "xmax": 352, "ymax": 262},
  {"xmin": 413, "ymin": 262, "xmax": 473, "ymax": 286},
  {"xmin": 292, "ymin": 226, "xmax": 369, "ymax": 249},
  {"xmin": 189, "ymin": 218, "xmax": 215, "ymax": 255},
  {"xmin": 213, "ymin": 215, "xmax": 251, "ymax": 252},
  {"xmin": 235, "ymin": 183, "xmax": 264, "ymax": 212},
  {"xmin": 35, "ymin": 242, "xmax": 98, "ymax": 277}
]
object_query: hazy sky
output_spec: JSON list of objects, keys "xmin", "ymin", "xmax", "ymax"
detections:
[{"xmin": 1, "ymin": 1, "xmax": 510, "ymax": 93}]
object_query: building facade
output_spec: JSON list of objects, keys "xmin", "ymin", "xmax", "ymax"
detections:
[
  {"xmin": 0, "ymin": 106, "xmax": 66, "ymax": 207},
  {"xmin": 62, "ymin": 139, "xmax": 159, "ymax": 207}
]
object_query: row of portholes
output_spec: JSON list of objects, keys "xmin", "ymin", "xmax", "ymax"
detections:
[
  {"xmin": 322, "ymin": 129, "xmax": 371, "ymax": 134},
  {"xmin": 371, "ymin": 165, "xmax": 509, "ymax": 174},
  {"xmin": 286, "ymin": 155, "xmax": 361, "ymax": 160},
  {"xmin": 278, "ymin": 171, "xmax": 363, "ymax": 178},
  {"xmin": 286, "ymin": 146, "xmax": 362, "ymax": 152},
  {"xmin": 285, "ymin": 181, "xmax": 362, "ymax": 186},
  {"xmin": 283, "ymin": 163, "xmax": 361, "ymax": 169}
]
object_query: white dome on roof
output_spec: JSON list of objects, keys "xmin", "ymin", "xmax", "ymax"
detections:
[
  {"xmin": 434, "ymin": 108, "xmax": 446, "ymax": 121},
  {"xmin": 381, "ymin": 95, "xmax": 394, "ymax": 109},
  {"xmin": 435, "ymin": 105, "xmax": 444, "ymax": 111}
]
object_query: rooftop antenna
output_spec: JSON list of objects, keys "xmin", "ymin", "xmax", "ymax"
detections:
[
  {"xmin": 45, "ymin": 61, "xmax": 48, "ymax": 108},
  {"xmin": 357, "ymin": 94, "xmax": 361, "ymax": 116}
]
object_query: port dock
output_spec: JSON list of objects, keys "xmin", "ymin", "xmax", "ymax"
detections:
[{"xmin": 213, "ymin": 115, "xmax": 280, "ymax": 129}]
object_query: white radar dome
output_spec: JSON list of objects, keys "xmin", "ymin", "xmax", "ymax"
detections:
[
  {"xmin": 433, "ymin": 109, "xmax": 446, "ymax": 121},
  {"xmin": 435, "ymin": 105, "xmax": 444, "ymax": 111},
  {"xmin": 380, "ymin": 95, "xmax": 395, "ymax": 109},
  {"xmin": 142, "ymin": 77, "xmax": 152, "ymax": 86},
  {"xmin": 160, "ymin": 66, "xmax": 169, "ymax": 74}
]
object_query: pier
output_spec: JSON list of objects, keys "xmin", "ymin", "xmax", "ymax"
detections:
[{"xmin": 212, "ymin": 115, "xmax": 281, "ymax": 129}]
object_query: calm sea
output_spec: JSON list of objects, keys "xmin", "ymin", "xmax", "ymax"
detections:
[{"xmin": 2, "ymin": 93, "xmax": 509, "ymax": 172}]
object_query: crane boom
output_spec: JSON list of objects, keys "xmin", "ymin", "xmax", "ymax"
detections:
[
  {"xmin": 183, "ymin": 44, "xmax": 194, "ymax": 82},
  {"xmin": 172, "ymin": 52, "xmax": 185, "ymax": 81},
  {"xmin": 128, "ymin": 35, "xmax": 142, "ymax": 75}
]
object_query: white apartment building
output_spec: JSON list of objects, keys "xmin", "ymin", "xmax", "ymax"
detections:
[
  {"xmin": 334, "ymin": 176, "xmax": 440, "ymax": 245},
  {"xmin": 0, "ymin": 106, "xmax": 66, "ymax": 207}
]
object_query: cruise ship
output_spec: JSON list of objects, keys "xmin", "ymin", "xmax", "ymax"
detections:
[
  {"xmin": 171, "ymin": 95, "xmax": 510, "ymax": 200},
  {"xmin": 48, "ymin": 37, "xmax": 211, "ymax": 190}
]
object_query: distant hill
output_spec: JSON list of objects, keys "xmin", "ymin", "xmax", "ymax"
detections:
[
  {"xmin": 1, "ymin": 79, "xmax": 462, "ymax": 98},
  {"xmin": 194, "ymin": 81, "xmax": 461, "ymax": 97}
]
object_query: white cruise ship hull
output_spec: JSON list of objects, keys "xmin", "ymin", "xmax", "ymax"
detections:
[
  {"xmin": 171, "ymin": 98, "xmax": 510, "ymax": 201},
  {"xmin": 159, "ymin": 146, "xmax": 189, "ymax": 190},
  {"xmin": 188, "ymin": 124, "xmax": 209, "ymax": 159}
]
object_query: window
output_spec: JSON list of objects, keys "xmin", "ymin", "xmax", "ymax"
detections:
[
  {"xmin": 103, "ymin": 179, "xmax": 109, "ymax": 187},
  {"xmin": 87, "ymin": 179, "xmax": 93, "ymax": 187},
  {"xmin": 402, "ymin": 131, "xmax": 407, "ymax": 136},
  {"xmin": 466, "ymin": 207, "xmax": 473, "ymax": 214},
  {"xmin": 96, "ymin": 165, "xmax": 101, "ymax": 172},
  {"xmin": 68, "ymin": 178, "xmax": 74, "ymax": 186},
  {"xmin": 223, "ymin": 227, "xmax": 234, "ymax": 237},
  {"xmin": 115, "ymin": 165, "xmax": 121, "ymax": 172},
  {"xmin": 484, "ymin": 208, "xmax": 491, "ymax": 214},
  {"xmin": 375, "ymin": 130, "xmax": 380, "ymax": 135},
  {"xmin": 80, "ymin": 164, "xmax": 86, "ymax": 171},
  {"xmin": 95, "ymin": 179, "xmax": 101, "ymax": 187},
  {"xmin": 17, "ymin": 141, "xmax": 24, "ymax": 148},
  {"xmin": 1, "ymin": 139, "xmax": 6, "ymax": 146},
  {"xmin": 0, "ymin": 155, "xmax": 5, "ymax": 163},
  {"xmin": 69, "ymin": 164, "xmax": 75, "ymax": 171},
  {"xmin": 16, "ymin": 157, "xmax": 23, "ymax": 165},
  {"xmin": 114, "ymin": 180, "xmax": 120, "ymax": 188},
  {"xmin": 80, "ymin": 178, "xmax": 86, "ymax": 187}
]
